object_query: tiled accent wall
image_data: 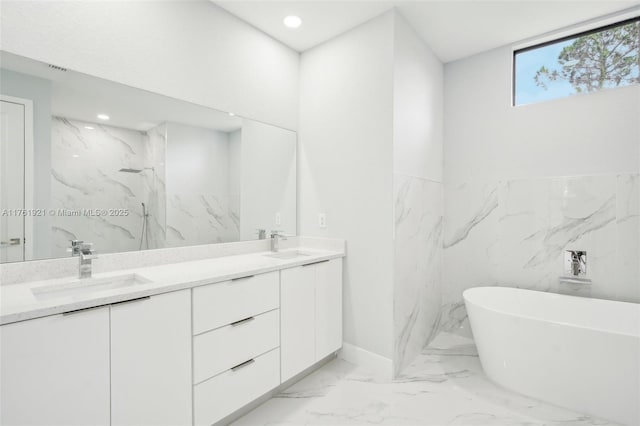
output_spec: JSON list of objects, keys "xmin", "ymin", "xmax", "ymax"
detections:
[
  {"xmin": 166, "ymin": 194, "xmax": 239, "ymax": 246},
  {"xmin": 143, "ymin": 123, "xmax": 167, "ymax": 250},
  {"xmin": 393, "ymin": 174, "xmax": 443, "ymax": 376},
  {"xmin": 49, "ymin": 119, "xmax": 240, "ymax": 256},
  {"xmin": 164, "ymin": 122, "xmax": 240, "ymax": 247},
  {"xmin": 50, "ymin": 117, "xmax": 148, "ymax": 256},
  {"xmin": 441, "ymin": 173, "xmax": 640, "ymax": 336}
]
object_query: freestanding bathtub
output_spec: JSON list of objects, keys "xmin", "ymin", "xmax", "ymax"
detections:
[{"xmin": 464, "ymin": 286, "xmax": 639, "ymax": 426}]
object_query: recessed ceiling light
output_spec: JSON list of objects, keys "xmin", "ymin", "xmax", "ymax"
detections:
[
  {"xmin": 97, "ymin": 114, "xmax": 110, "ymax": 120},
  {"xmin": 283, "ymin": 15, "xmax": 302, "ymax": 29},
  {"xmin": 84, "ymin": 126, "xmax": 95, "ymax": 130},
  {"xmin": 228, "ymin": 112, "xmax": 235, "ymax": 117},
  {"xmin": 72, "ymin": 154, "xmax": 80, "ymax": 158}
]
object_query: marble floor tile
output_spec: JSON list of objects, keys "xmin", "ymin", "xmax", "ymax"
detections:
[{"xmin": 232, "ymin": 333, "xmax": 616, "ymax": 426}]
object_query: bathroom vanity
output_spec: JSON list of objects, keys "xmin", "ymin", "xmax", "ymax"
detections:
[{"xmin": 0, "ymin": 243, "xmax": 344, "ymax": 426}]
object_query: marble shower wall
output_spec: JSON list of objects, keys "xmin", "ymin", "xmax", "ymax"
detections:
[
  {"xmin": 143, "ymin": 123, "xmax": 167, "ymax": 250},
  {"xmin": 164, "ymin": 122, "xmax": 240, "ymax": 247},
  {"xmin": 441, "ymin": 173, "xmax": 640, "ymax": 336},
  {"xmin": 50, "ymin": 117, "xmax": 148, "ymax": 257},
  {"xmin": 165, "ymin": 194, "xmax": 239, "ymax": 246},
  {"xmin": 393, "ymin": 174, "xmax": 443, "ymax": 376}
]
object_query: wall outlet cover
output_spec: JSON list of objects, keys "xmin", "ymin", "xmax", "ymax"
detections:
[{"xmin": 318, "ymin": 213, "xmax": 327, "ymax": 228}]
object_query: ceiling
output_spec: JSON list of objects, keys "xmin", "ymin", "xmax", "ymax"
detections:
[
  {"xmin": 215, "ymin": 1, "xmax": 640, "ymax": 62},
  {"xmin": 1, "ymin": 52, "xmax": 242, "ymax": 133}
]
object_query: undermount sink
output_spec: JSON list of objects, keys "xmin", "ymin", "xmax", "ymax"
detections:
[
  {"xmin": 263, "ymin": 250, "xmax": 312, "ymax": 259},
  {"xmin": 31, "ymin": 274, "xmax": 152, "ymax": 301}
]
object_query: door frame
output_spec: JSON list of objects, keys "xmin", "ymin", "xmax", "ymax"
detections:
[{"xmin": 1, "ymin": 94, "xmax": 34, "ymax": 260}]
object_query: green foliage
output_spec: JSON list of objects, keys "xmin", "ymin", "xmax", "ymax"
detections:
[{"xmin": 535, "ymin": 20, "xmax": 640, "ymax": 93}]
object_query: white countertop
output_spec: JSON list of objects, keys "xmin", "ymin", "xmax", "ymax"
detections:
[{"xmin": 1, "ymin": 248, "xmax": 344, "ymax": 325}]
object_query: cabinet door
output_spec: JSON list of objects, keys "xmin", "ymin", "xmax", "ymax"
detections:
[
  {"xmin": 0, "ymin": 307, "xmax": 110, "ymax": 426},
  {"xmin": 315, "ymin": 258, "xmax": 343, "ymax": 360},
  {"xmin": 110, "ymin": 290, "xmax": 192, "ymax": 426},
  {"xmin": 280, "ymin": 265, "xmax": 315, "ymax": 382}
]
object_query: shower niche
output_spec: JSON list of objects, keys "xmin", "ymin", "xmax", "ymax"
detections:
[{"xmin": 0, "ymin": 51, "xmax": 297, "ymax": 262}]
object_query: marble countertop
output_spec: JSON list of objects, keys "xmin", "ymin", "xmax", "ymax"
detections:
[{"xmin": 1, "ymin": 248, "xmax": 344, "ymax": 325}]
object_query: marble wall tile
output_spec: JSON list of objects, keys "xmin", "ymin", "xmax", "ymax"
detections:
[
  {"xmin": 166, "ymin": 194, "xmax": 239, "ymax": 247},
  {"xmin": 615, "ymin": 173, "xmax": 640, "ymax": 302},
  {"xmin": 441, "ymin": 173, "xmax": 640, "ymax": 338},
  {"xmin": 393, "ymin": 174, "xmax": 443, "ymax": 375},
  {"xmin": 50, "ymin": 117, "xmax": 147, "ymax": 257},
  {"xmin": 441, "ymin": 180, "xmax": 501, "ymax": 337},
  {"xmin": 143, "ymin": 123, "xmax": 167, "ymax": 250}
]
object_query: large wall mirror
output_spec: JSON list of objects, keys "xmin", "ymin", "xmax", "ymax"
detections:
[{"xmin": 0, "ymin": 52, "xmax": 296, "ymax": 263}]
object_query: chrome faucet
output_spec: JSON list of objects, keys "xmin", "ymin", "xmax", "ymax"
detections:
[
  {"xmin": 270, "ymin": 231, "xmax": 287, "ymax": 252},
  {"xmin": 70, "ymin": 240, "xmax": 98, "ymax": 279},
  {"xmin": 69, "ymin": 239, "xmax": 83, "ymax": 257}
]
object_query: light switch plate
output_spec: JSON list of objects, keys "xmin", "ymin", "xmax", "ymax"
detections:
[{"xmin": 275, "ymin": 212, "xmax": 281, "ymax": 226}]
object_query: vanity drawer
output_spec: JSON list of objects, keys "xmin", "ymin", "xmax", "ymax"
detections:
[
  {"xmin": 194, "ymin": 348, "xmax": 280, "ymax": 426},
  {"xmin": 193, "ymin": 309, "xmax": 279, "ymax": 384},
  {"xmin": 192, "ymin": 271, "xmax": 279, "ymax": 334}
]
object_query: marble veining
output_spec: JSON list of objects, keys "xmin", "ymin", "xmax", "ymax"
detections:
[
  {"xmin": 444, "ymin": 187, "xmax": 498, "ymax": 249},
  {"xmin": 50, "ymin": 117, "xmax": 148, "ymax": 257},
  {"xmin": 393, "ymin": 173, "xmax": 443, "ymax": 375},
  {"xmin": 232, "ymin": 332, "xmax": 615, "ymax": 426},
  {"xmin": 166, "ymin": 194, "xmax": 239, "ymax": 247},
  {"xmin": 143, "ymin": 123, "xmax": 167, "ymax": 250},
  {"xmin": 441, "ymin": 173, "xmax": 640, "ymax": 337}
]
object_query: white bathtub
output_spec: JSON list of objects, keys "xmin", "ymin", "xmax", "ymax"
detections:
[{"xmin": 464, "ymin": 286, "xmax": 640, "ymax": 426}]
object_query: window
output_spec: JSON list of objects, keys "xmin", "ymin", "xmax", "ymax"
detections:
[{"xmin": 513, "ymin": 17, "xmax": 639, "ymax": 106}]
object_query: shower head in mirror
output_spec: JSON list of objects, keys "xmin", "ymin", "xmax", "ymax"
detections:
[{"xmin": 119, "ymin": 167, "xmax": 154, "ymax": 174}]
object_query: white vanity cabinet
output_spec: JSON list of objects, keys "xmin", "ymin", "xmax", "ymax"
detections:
[
  {"xmin": 110, "ymin": 290, "xmax": 192, "ymax": 426},
  {"xmin": 0, "ymin": 252, "xmax": 344, "ymax": 426},
  {"xmin": 192, "ymin": 271, "xmax": 281, "ymax": 426},
  {"xmin": 314, "ymin": 258, "xmax": 343, "ymax": 360},
  {"xmin": 281, "ymin": 258, "xmax": 343, "ymax": 382},
  {"xmin": 0, "ymin": 306, "xmax": 111, "ymax": 426}
]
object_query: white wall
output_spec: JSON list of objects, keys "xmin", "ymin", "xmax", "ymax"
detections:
[
  {"xmin": 0, "ymin": 0, "xmax": 299, "ymax": 130},
  {"xmin": 392, "ymin": 13, "xmax": 444, "ymax": 375},
  {"xmin": 442, "ymin": 45, "xmax": 640, "ymax": 335},
  {"xmin": 444, "ymin": 46, "xmax": 639, "ymax": 185},
  {"xmin": 393, "ymin": 15, "xmax": 443, "ymax": 183},
  {"xmin": 166, "ymin": 124, "xmax": 229, "ymax": 196},
  {"xmin": 238, "ymin": 120, "xmax": 296, "ymax": 240},
  {"xmin": 228, "ymin": 129, "xmax": 242, "ymax": 238},
  {"xmin": 0, "ymin": 69, "xmax": 52, "ymax": 260},
  {"xmin": 299, "ymin": 11, "xmax": 395, "ymax": 361}
]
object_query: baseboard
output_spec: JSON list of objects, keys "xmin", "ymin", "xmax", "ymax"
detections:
[{"xmin": 338, "ymin": 342, "xmax": 393, "ymax": 380}]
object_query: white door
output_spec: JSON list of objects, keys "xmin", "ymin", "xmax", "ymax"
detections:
[
  {"xmin": 0, "ymin": 307, "xmax": 111, "ymax": 426},
  {"xmin": 315, "ymin": 258, "xmax": 343, "ymax": 360},
  {"xmin": 280, "ymin": 265, "xmax": 316, "ymax": 382},
  {"xmin": 110, "ymin": 290, "xmax": 192, "ymax": 426},
  {"xmin": 0, "ymin": 99, "xmax": 25, "ymax": 262}
]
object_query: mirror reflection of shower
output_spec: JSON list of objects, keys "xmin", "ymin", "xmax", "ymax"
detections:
[
  {"xmin": 139, "ymin": 202, "xmax": 149, "ymax": 250},
  {"xmin": 119, "ymin": 167, "xmax": 155, "ymax": 250},
  {"xmin": 118, "ymin": 167, "xmax": 154, "ymax": 174}
]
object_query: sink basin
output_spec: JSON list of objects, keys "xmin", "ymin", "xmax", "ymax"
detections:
[
  {"xmin": 31, "ymin": 274, "xmax": 152, "ymax": 301},
  {"xmin": 263, "ymin": 250, "xmax": 312, "ymax": 259}
]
